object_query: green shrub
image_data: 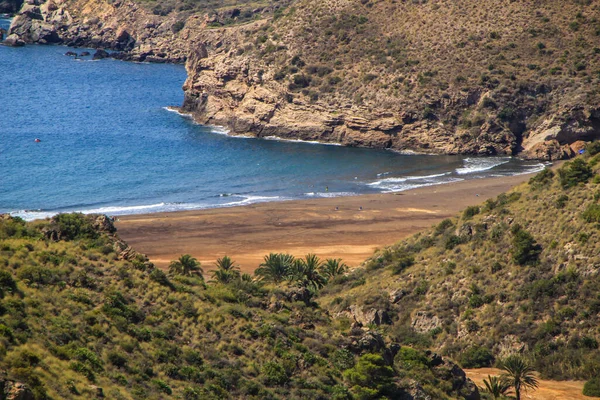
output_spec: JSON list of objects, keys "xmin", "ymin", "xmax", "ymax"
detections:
[
  {"xmin": 583, "ymin": 377, "xmax": 600, "ymax": 397},
  {"xmin": 390, "ymin": 254, "xmax": 415, "ymax": 275},
  {"xmin": 558, "ymin": 158, "xmax": 593, "ymax": 189},
  {"xmin": 53, "ymin": 213, "xmax": 100, "ymax": 240},
  {"xmin": 459, "ymin": 346, "xmax": 494, "ymax": 368},
  {"xmin": 582, "ymin": 204, "xmax": 600, "ymax": 223},
  {"xmin": 0, "ymin": 270, "xmax": 17, "ymax": 298},
  {"xmin": 586, "ymin": 141, "xmax": 600, "ymax": 156},
  {"xmin": 511, "ymin": 224, "xmax": 541, "ymax": 266},
  {"xmin": 261, "ymin": 362, "xmax": 288, "ymax": 386},
  {"xmin": 462, "ymin": 206, "xmax": 480, "ymax": 220},
  {"xmin": 344, "ymin": 354, "xmax": 397, "ymax": 398}
]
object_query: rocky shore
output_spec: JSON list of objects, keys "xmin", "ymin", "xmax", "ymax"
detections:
[{"xmin": 4, "ymin": 0, "xmax": 600, "ymax": 159}]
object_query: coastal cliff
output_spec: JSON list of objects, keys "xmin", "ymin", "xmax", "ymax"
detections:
[{"xmin": 6, "ymin": 0, "xmax": 600, "ymax": 159}]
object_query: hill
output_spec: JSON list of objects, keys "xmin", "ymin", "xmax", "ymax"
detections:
[
  {"xmin": 0, "ymin": 213, "xmax": 479, "ymax": 399},
  {"xmin": 319, "ymin": 144, "xmax": 600, "ymax": 384},
  {"xmin": 6, "ymin": 0, "xmax": 600, "ymax": 157}
]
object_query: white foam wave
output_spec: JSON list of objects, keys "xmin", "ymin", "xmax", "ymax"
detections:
[
  {"xmin": 304, "ymin": 191, "xmax": 358, "ymax": 198},
  {"xmin": 368, "ymin": 172, "xmax": 451, "ymax": 186},
  {"xmin": 456, "ymin": 157, "xmax": 511, "ymax": 175},
  {"xmin": 371, "ymin": 177, "xmax": 465, "ymax": 193},
  {"xmin": 262, "ymin": 136, "xmax": 342, "ymax": 146},
  {"xmin": 10, "ymin": 196, "xmax": 292, "ymax": 221},
  {"xmin": 220, "ymin": 195, "xmax": 287, "ymax": 206}
]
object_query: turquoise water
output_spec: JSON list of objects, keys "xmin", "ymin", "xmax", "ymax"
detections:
[{"xmin": 0, "ymin": 18, "xmax": 546, "ymax": 220}]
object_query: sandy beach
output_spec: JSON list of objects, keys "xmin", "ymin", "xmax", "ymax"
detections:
[{"xmin": 115, "ymin": 173, "xmax": 533, "ymax": 273}]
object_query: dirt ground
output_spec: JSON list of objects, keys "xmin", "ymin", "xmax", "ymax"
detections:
[{"xmin": 465, "ymin": 368, "xmax": 596, "ymax": 400}]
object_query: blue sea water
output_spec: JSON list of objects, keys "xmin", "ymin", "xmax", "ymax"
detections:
[{"xmin": 0, "ymin": 18, "xmax": 547, "ymax": 220}]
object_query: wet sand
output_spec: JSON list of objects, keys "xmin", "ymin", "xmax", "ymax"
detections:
[{"xmin": 115, "ymin": 174, "xmax": 533, "ymax": 273}]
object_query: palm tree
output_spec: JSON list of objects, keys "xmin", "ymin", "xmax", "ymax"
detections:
[
  {"xmin": 168, "ymin": 254, "xmax": 203, "ymax": 278},
  {"xmin": 210, "ymin": 256, "xmax": 241, "ymax": 284},
  {"xmin": 499, "ymin": 355, "xmax": 539, "ymax": 400},
  {"xmin": 255, "ymin": 253, "xmax": 295, "ymax": 283},
  {"xmin": 290, "ymin": 254, "xmax": 327, "ymax": 291},
  {"xmin": 481, "ymin": 375, "xmax": 511, "ymax": 399},
  {"xmin": 320, "ymin": 258, "xmax": 348, "ymax": 279}
]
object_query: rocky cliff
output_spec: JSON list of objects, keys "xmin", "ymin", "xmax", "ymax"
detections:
[{"xmin": 6, "ymin": 0, "xmax": 600, "ymax": 159}]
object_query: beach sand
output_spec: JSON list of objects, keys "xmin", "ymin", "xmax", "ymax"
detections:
[{"xmin": 115, "ymin": 173, "xmax": 533, "ymax": 273}]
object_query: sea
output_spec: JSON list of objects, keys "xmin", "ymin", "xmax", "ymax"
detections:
[{"xmin": 0, "ymin": 18, "xmax": 547, "ymax": 221}]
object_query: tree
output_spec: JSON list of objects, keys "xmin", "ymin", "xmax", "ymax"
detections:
[
  {"xmin": 320, "ymin": 258, "xmax": 348, "ymax": 279},
  {"xmin": 343, "ymin": 353, "xmax": 398, "ymax": 399},
  {"xmin": 499, "ymin": 355, "xmax": 539, "ymax": 400},
  {"xmin": 289, "ymin": 254, "xmax": 327, "ymax": 291},
  {"xmin": 511, "ymin": 224, "xmax": 541, "ymax": 266},
  {"xmin": 255, "ymin": 253, "xmax": 294, "ymax": 283},
  {"xmin": 168, "ymin": 254, "xmax": 203, "ymax": 278},
  {"xmin": 210, "ymin": 256, "xmax": 240, "ymax": 284},
  {"xmin": 481, "ymin": 375, "xmax": 511, "ymax": 399}
]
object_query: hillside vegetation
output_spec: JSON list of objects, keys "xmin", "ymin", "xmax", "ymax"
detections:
[
  {"xmin": 320, "ymin": 143, "xmax": 600, "ymax": 388},
  {"xmin": 0, "ymin": 214, "xmax": 479, "ymax": 399}
]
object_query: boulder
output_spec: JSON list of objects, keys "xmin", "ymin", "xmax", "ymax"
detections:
[
  {"xmin": 79, "ymin": 51, "xmax": 90, "ymax": 56},
  {"xmin": 92, "ymin": 49, "xmax": 109, "ymax": 59},
  {"xmin": 390, "ymin": 289, "xmax": 407, "ymax": 304},
  {"xmin": 65, "ymin": 50, "xmax": 77, "ymax": 56},
  {"xmin": 425, "ymin": 351, "xmax": 480, "ymax": 400},
  {"xmin": 346, "ymin": 305, "xmax": 391, "ymax": 326},
  {"xmin": 348, "ymin": 330, "xmax": 386, "ymax": 353},
  {"xmin": 0, "ymin": 374, "xmax": 34, "ymax": 400},
  {"xmin": 3, "ymin": 33, "xmax": 25, "ymax": 46}
]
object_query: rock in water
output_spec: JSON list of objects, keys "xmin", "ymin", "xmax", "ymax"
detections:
[
  {"xmin": 92, "ymin": 49, "xmax": 109, "ymax": 60},
  {"xmin": 3, "ymin": 33, "xmax": 25, "ymax": 46},
  {"xmin": 65, "ymin": 50, "xmax": 77, "ymax": 56}
]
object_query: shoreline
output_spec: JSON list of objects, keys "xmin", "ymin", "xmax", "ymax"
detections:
[{"xmin": 115, "ymin": 172, "xmax": 535, "ymax": 273}]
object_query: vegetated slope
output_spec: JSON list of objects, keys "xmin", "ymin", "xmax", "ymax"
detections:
[
  {"xmin": 320, "ymin": 143, "xmax": 600, "ymax": 384},
  {"xmin": 0, "ymin": 214, "xmax": 479, "ymax": 399},
  {"xmin": 7, "ymin": 0, "xmax": 600, "ymax": 157},
  {"xmin": 182, "ymin": 0, "xmax": 600, "ymax": 157}
]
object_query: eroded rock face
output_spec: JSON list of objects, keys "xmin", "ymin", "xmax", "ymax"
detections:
[
  {"xmin": 338, "ymin": 305, "xmax": 391, "ymax": 327},
  {"xmin": 522, "ymin": 102, "xmax": 600, "ymax": 160},
  {"xmin": 0, "ymin": 374, "xmax": 34, "ymax": 400},
  {"xmin": 411, "ymin": 311, "xmax": 440, "ymax": 333},
  {"xmin": 7, "ymin": 0, "xmax": 600, "ymax": 157}
]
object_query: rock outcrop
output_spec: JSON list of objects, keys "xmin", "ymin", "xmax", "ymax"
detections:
[
  {"xmin": 5, "ymin": 0, "xmax": 600, "ymax": 158},
  {"xmin": 0, "ymin": 373, "xmax": 34, "ymax": 400}
]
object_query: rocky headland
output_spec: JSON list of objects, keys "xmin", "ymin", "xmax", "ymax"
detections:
[{"xmin": 5, "ymin": 0, "xmax": 600, "ymax": 159}]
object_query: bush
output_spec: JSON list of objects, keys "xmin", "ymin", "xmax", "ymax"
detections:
[
  {"xmin": 582, "ymin": 204, "xmax": 600, "ymax": 223},
  {"xmin": 171, "ymin": 20, "xmax": 185, "ymax": 33},
  {"xmin": 583, "ymin": 377, "xmax": 600, "ymax": 397},
  {"xmin": 53, "ymin": 213, "xmax": 100, "ymax": 240},
  {"xmin": 0, "ymin": 270, "xmax": 17, "ymax": 298},
  {"xmin": 459, "ymin": 346, "xmax": 494, "ymax": 368},
  {"xmin": 463, "ymin": 206, "xmax": 480, "ymax": 220},
  {"xmin": 261, "ymin": 362, "xmax": 288, "ymax": 386},
  {"xmin": 511, "ymin": 224, "xmax": 541, "ymax": 266},
  {"xmin": 586, "ymin": 141, "xmax": 600, "ymax": 156},
  {"xmin": 558, "ymin": 158, "xmax": 593, "ymax": 189},
  {"xmin": 529, "ymin": 168, "xmax": 554, "ymax": 188}
]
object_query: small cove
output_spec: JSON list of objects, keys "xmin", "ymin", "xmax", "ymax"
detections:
[{"xmin": 0, "ymin": 20, "xmax": 547, "ymax": 220}]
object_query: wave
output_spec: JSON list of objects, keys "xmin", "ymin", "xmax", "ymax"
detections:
[
  {"xmin": 262, "ymin": 136, "xmax": 342, "ymax": 146},
  {"xmin": 455, "ymin": 157, "xmax": 511, "ymax": 175},
  {"xmin": 369, "ymin": 177, "xmax": 465, "ymax": 193},
  {"xmin": 10, "ymin": 196, "xmax": 291, "ymax": 221},
  {"xmin": 368, "ymin": 172, "xmax": 451, "ymax": 186},
  {"xmin": 304, "ymin": 191, "xmax": 358, "ymax": 198}
]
